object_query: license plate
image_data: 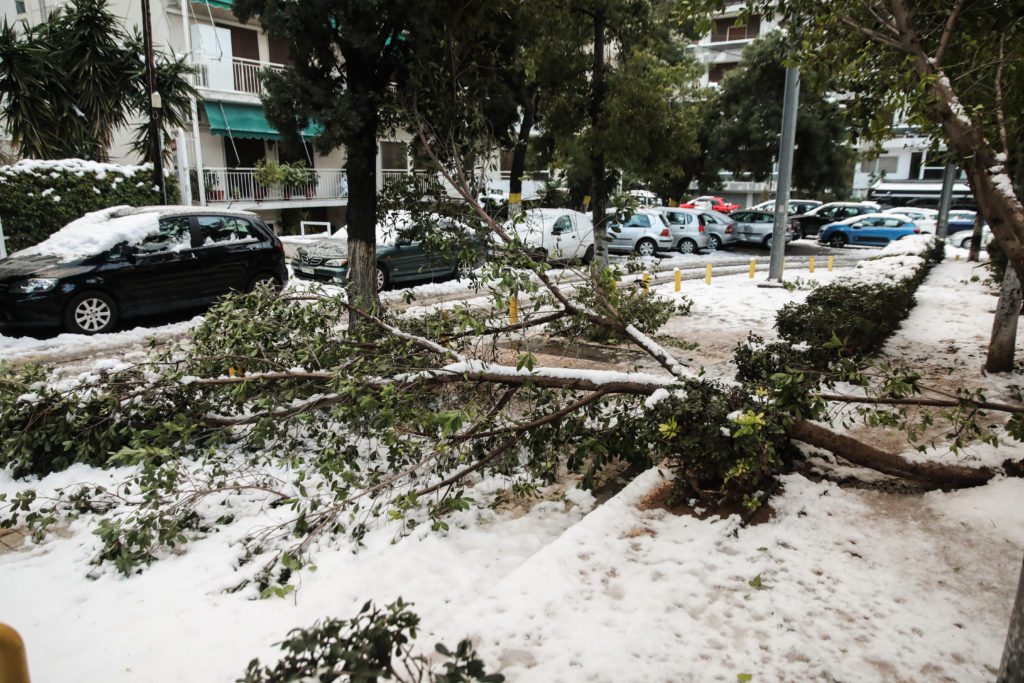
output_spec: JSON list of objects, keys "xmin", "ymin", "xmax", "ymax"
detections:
[{"xmin": 297, "ymin": 265, "xmax": 313, "ymax": 275}]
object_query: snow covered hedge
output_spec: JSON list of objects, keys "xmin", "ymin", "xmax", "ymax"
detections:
[
  {"xmin": 0, "ymin": 159, "xmax": 174, "ymax": 253},
  {"xmin": 775, "ymin": 235, "xmax": 944, "ymax": 364}
]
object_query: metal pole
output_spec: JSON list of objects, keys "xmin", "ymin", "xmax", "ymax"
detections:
[
  {"xmin": 180, "ymin": 0, "xmax": 207, "ymax": 206},
  {"xmin": 769, "ymin": 66, "xmax": 800, "ymax": 281},
  {"xmin": 0, "ymin": 217, "xmax": 8, "ymax": 259},
  {"xmin": 998, "ymin": 555, "xmax": 1024, "ymax": 682},
  {"xmin": 936, "ymin": 161, "xmax": 956, "ymax": 239},
  {"xmin": 141, "ymin": 0, "xmax": 168, "ymax": 205}
]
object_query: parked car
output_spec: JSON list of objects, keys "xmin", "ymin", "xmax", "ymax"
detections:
[
  {"xmin": 693, "ymin": 210, "xmax": 739, "ymax": 251},
  {"xmin": 680, "ymin": 195, "xmax": 741, "ymax": 213},
  {"xmin": 728, "ymin": 210, "xmax": 799, "ymax": 247},
  {"xmin": 948, "ymin": 209, "xmax": 978, "ymax": 224},
  {"xmin": 749, "ymin": 198, "xmax": 822, "ymax": 216},
  {"xmin": 293, "ymin": 213, "xmax": 467, "ymax": 291},
  {"xmin": 653, "ymin": 206, "xmax": 711, "ymax": 254},
  {"xmin": 0, "ymin": 206, "xmax": 286, "ymax": 335},
  {"xmin": 625, "ymin": 189, "xmax": 661, "ymax": 207},
  {"xmin": 604, "ymin": 208, "xmax": 675, "ymax": 256},
  {"xmin": 790, "ymin": 202, "xmax": 881, "ymax": 239},
  {"xmin": 502, "ymin": 208, "xmax": 595, "ymax": 263},
  {"xmin": 950, "ymin": 226, "xmax": 992, "ymax": 249},
  {"xmin": 883, "ymin": 206, "xmax": 938, "ymax": 233},
  {"xmin": 817, "ymin": 213, "xmax": 919, "ymax": 248}
]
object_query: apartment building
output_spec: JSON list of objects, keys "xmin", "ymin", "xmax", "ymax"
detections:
[
  {"xmin": 0, "ymin": 0, "xmax": 465, "ymax": 232},
  {"xmin": 685, "ymin": 2, "xmax": 969, "ymax": 209}
]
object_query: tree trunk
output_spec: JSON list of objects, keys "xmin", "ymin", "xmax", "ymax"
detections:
[
  {"xmin": 508, "ymin": 88, "xmax": 537, "ymax": 218},
  {"xmin": 999, "ymin": 555, "xmax": 1024, "ymax": 682},
  {"xmin": 968, "ymin": 212, "xmax": 984, "ymax": 262},
  {"xmin": 986, "ymin": 266, "xmax": 1022, "ymax": 373},
  {"xmin": 589, "ymin": 7, "xmax": 608, "ymax": 270},
  {"xmin": 343, "ymin": 71, "xmax": 381, "ymax": 328},
  {"xmin": 888, "ymin": 0, "xmax": 1024, "ymax": 286},
  {"xmin": 788, "ymin": 420, "xmax": 995, "ymax": 487}
]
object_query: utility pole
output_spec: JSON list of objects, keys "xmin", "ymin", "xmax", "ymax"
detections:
[
  {"xmin": 141, "ymin": 0, "xmax": 168, "ymax": 205},
  {"xmin": 935, "ymin": 161, "xmax": 956, "ymax": 239},
  {"xmin": 768, "ymin": 66, "xmax": 800, "ymax": 281}
]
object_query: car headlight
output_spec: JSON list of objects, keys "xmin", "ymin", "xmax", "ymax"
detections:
[
  {"xmin": 11, "ymin": 278, "xmax": 60, "ymax": 293},
  {"xmin": 323, "ymin": 258, "xmax": 348, "ymax": 267}
]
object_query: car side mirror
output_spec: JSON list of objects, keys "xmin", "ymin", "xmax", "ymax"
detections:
[{"xmin": 119, "ymin": 243, "xmax": 136, "ymax": 260}]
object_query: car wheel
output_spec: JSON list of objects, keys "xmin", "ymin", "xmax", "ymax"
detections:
[
  {"xmin": 581, "ymin": 244, "xmax": 595, "ymax": 264},
  {"xmin": 763, "ymin": 235, "xmax": 773, "ymax": 249},
  {"xmin": 246, "ymin": 272, "xmax": 283, "ymax": 293},
  {"xmin": 63, "ymin": 291, "xmax": 118, "ymax": 335},
  {"xmin": 828, "ymin": 233, "xmax": 847, "ymax": 248},
  {"xmin": 708, "ymin": 234, "xmax": 723, "ymax": 251},
  {"xmin": 678, "ymin": 238, "xmax": 697, "ymax": 254},
  {"xmin": 959, "ymin": 236, "xmax": 972, "ymax": 249},
  {"xmin": 636, "ymin": 239, "xmax": 657, "ymax": 257},
  {"xmin": 376, "ymin": 265, "xmax": 388, "ymax": 292}
]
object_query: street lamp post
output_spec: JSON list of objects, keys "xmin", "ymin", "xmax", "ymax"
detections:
[{"xmin": 141, "ymin": 0, "xmax": 168, "ymax": 205}]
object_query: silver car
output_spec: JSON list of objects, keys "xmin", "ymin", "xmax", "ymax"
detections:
[
  {"xmin": 728, "ymin": 210, "xmax": 798, "ymax": 247},
  {"xmin": 654, "ymin": 206, "xmax": 711, "ymax": 254},
  {"xmin": 604, "ymin": 208, "xmax": 675, "ymax": 256},
  {"xmin": 688, "ymin": 209, "xmax": 738, "ymax": 251}
]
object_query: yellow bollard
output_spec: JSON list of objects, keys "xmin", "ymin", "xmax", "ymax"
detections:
[
  {"xmin": 705, "ymin": 263, "xmax": 712, "ymax": 285},
  {"xmin": 0, "ymin": 623, "xmax": 30, "ymax": 683},
  {"xmin": 674, "ymin": 267, "xmax": 681, "ymax": 292},
  {"xmin": 955, "ymin": 253, "xmax": 960, "ymax": 261},
  {"xmin": 828, "ymin": 255, "xmax": 834, "ymax": 272},
  {"xmin": 781, "ymin": 259, "xmax": 785, "ymax": 275},
  {"xmin": 809, "ymin": 256, "xmax": 815, "ymax": 273},
  {"xmin": 642, "ymin": 271, "xmax": 650, "ymax": 295},
  {"xmin": 749, "ymin": 259, "xmax": 756, "ymax": 279},
  {"xmin": 509, "ymin": 296, "xmax": 518, "ymax": 325}
]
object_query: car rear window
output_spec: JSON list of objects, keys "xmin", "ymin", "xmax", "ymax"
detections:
[{"xmin": 198, "ymin": 216, "xmax": 258, "ymax": 244}]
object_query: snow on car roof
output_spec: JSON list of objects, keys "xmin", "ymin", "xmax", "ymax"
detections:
[
  {"xmin": 11, "ymin": 205, "xmax": 263, "ymax": 263},
  {"xmin": 837, "ymin": 212, "xmax": 912, "ymax": 224},
  {"xmin": 14, "ymin": 206, "xmax": 162, "ymax": 262}
]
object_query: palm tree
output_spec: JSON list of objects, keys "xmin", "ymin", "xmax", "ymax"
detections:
[{"xmin": 0, "ymin": 0, "xmax": 195, "ymax": 162}]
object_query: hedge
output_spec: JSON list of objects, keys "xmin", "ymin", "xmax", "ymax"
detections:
[
  {"xmin": 0, "ymin": 159, "xmax": 177, "ymax": 253},
  {"xmin": 774, "ymin": 235, "xmax": 944, "ymax": 362}
]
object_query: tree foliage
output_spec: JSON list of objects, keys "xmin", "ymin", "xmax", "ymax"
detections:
[
  {"xmin": 0, "ymin": 0, "xmax": 195, "ymax": 162},
  {"xmin": 713, "ymin": 32, "xmax": 855, "ymax": 197}
]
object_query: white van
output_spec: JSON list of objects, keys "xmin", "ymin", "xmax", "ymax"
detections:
[{"xmin": 504, "ymin": 208, "xmax": 595, "ymax": 263}]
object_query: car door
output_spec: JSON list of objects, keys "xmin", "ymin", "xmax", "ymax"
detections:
[
  {"xmin": 750, "ymin": 212, "xmax": 775, "ymax": 242},
  {"xmin": 549, "ymin": 214, "xmax": 579, "ymax": 259},
  {"xmin": 847, "ymin": 217, "xmax": 879, "ymax": 245},
  {"xmin": 193, "ymin": 215, "xmax": 263, "ymax": 300},
  {"xmin": 115, "ymin": 216, "xmax": 205, "ymax": 315},
  {"xmin": 729, "ymin": 211, "xmax": 752, "ymax": 241},
  {"xmin": 622, "ymin": 213, "xmax": 652, "ymax": 249}
]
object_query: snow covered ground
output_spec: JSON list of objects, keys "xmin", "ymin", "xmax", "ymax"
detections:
[{"xmin": 2, "ymin": 252, "xmax": 1022, "ymax": 682}]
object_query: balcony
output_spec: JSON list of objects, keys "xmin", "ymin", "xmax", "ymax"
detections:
[
  {"xmin": 381, "ymin": 170, "xmax": 444, "ymax": 195},
  {"xmin": 195, "ymin": 57, "xmax": 286, "ymax": 95},
  {"xmin": 196, "ymin": 168, "xmax": 348, "ymax": 204}
]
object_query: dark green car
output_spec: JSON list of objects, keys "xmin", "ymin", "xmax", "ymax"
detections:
[{"xmin": 291, "ymin": 225, "xmax": 459, "ymax": 291}]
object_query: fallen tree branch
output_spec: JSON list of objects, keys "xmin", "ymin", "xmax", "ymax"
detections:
[
  {"xmin": 817, "ymin": 392, "xmax": 1024, "ymax": 414},
  {"xmin": 789, "ymin": 420, "xmax": 996, "ymax": 488}
]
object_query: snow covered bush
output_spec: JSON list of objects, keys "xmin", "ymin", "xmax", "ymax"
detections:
[
  {"xmin": 774, "ymin": 235, "xmax": 943, "ymax": 365},
  {"xmin": 0, "ymin": 159, "xmax": 173, "ymax": 252},
  {"xmin": 240, "ymin": 599, "xmax": 503, "ymax": 683}
]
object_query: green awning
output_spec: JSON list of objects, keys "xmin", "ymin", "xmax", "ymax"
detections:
[
  {"xmin": 195, "ymin": 0, "xmax": 233, "ymax": 8},
  {"xmin": 203, "ymin": 101, "xmax": 320, "ymax": 140}
]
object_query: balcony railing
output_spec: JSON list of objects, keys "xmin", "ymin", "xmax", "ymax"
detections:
[
  {"xmin": 381, "ymin": 169, "xmax": 443, "ymax": 194},
  {"xmin": 195, "ymin": 168, "xmax": 348, "ymax": 204},
  {"xmin": 194, "ymin": 57, "xmax": 287, "ymax": 94}
]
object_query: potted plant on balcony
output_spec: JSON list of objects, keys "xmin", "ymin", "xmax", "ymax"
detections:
[
  {"xmin": 282, "ymin": 162, "xmax": 316, "ymax": 199},
  {"xmin": 254, "ymin": 159, "xmax": 287, "ymax": 200},
  {"xmin": 204, "ymin": 171, "xmax": 224, "ymax": 201}
]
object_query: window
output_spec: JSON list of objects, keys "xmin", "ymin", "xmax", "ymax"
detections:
[
  {"xmin": 624, "ymin": 214, "xmax": 651, "ymax": 228},
  {"xmin": 707, "ymin": 63, "xmax": 737, "ymax": 84},
  {"xmin": 552, "ymin": 215, "xmax": 573, "ymax": 234},
  {"xmin": 711, "ymin": 15, "xmax": 760, "ymax": 41},
  {"xmin": 137, "ymin": 217, "xmax": 192, "ymax": 253},
  {"xmin": 380, "ymin": 142, "xmax": 408, "ymax": 171},
  {"xmin": 663, "ymin": 212, "xmax": 688, "ymax": 226},
  {"xmin": 817, "ymin": 206, "xmax": 840, "ymax": 219},
  {"xmin": 876, "ymin": 156, "xmax": 899, "ymax": 175},
  {"xmin": 15, "ymin": 0, "xmax": 27, "ymax": 13},
  {"xmin": 882, "ymin": 218, "xmax": 904, "ymax": 227},
  {"xmin": 197, "ymin": 216, "xmax": 257, "ymax": 244},
  {"xmin": 731, "ymin": 212, "xmax": 751, "ymax": 222},
  {"xmin": 840, "ymin": 207, "xmax": 862, "ymax": 218}
]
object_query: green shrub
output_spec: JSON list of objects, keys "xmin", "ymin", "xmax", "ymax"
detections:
[
  {"xmin": 643, "ymin": 380, "xmax": 794, "ymax": 509},
  {"xmin": 0, "ymin": 159, "xmax": 175, "ymax": 252},
  {"xmin": 240, "ymin": 599, "xmax": 503, "ymax": 683}
]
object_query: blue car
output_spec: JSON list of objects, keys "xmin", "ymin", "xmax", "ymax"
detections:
[{"xmin": 818, "ymin": 213, "xmax": 920, "ymax": 248}]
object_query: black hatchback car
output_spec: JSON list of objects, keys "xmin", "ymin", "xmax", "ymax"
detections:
[{"xmin": 0, "ymin": 206, "xmax": 287, "ymax": 335}]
